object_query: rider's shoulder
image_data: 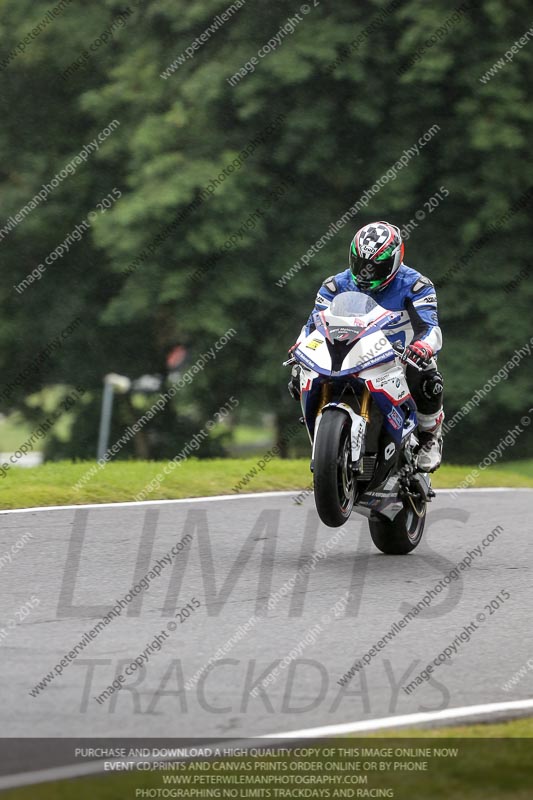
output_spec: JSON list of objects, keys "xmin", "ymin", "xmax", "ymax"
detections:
[
  {"xmin": 398, "ymin": 264, "xmax": 435, "ymax": 296},
  {"xmin": 320, "ymin": 268, "xmax": 352, "ymax": 294}
]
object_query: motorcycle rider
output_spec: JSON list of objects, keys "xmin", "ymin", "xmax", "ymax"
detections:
[{"xmin": 289, "ymin": 221, "xmax": 444, "ymax": 472}]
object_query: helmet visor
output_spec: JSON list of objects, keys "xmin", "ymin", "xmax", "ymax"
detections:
[{"xmin": 350, "ymin": 243, "xmax": 396, "ymax": 290}]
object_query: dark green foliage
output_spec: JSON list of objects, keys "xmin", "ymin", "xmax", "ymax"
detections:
[{"xmin": 0, "ymin": 0, "xmax": 531, "ymax": 462}]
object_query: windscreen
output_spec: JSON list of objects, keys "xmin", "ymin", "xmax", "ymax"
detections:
[{"xmin": 329, "ymin": 292, "xmax": 380, "ymax": 317}]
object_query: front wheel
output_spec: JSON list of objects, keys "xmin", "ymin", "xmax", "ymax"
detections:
[
  {"xmin": 369, "ymin": 500, "xmax": 426, "ymax": 554},
  {"xmin": 313, "ymin": 409, "xmax": 355, "ymax": 527}
]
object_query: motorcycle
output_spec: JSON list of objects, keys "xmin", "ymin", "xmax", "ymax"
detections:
[{"xmin": 284, "ymin": 291, "xmax": 435, "ymax": 554}]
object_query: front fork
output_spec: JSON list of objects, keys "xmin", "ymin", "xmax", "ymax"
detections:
[
  {"xmin": 317, "ymin": 382, "xmax": 332, "ymax": 414},
  {"xmin": 359, "ymin": 385, "xmax": 372, "ymax": 422},
  {"xmin": 317, "ymin": 382, "xmax": 372, "ymax": 419}
]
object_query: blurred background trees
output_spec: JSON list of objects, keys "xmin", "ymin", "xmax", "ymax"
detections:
[{"xmin": 0, "ymin": 0, "xmax": 532, "ymax": 463}]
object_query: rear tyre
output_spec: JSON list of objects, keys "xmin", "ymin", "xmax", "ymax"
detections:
[
  {"xmin": 369, "ymin": 501, "xmax": 426, "ymax": 554},
  {"xmin": 313, "ymin": 409, "xmax": 355, "ymax": 527}
]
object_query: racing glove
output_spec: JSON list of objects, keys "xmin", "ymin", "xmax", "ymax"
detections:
[{"xmin": 404, "ymin": 340, "xmax": 433, "ymax": 368}]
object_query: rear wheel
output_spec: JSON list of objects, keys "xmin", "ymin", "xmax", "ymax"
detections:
[
  {"xmin": 313, "ymin": 409, "xmax": 355, "ymax": 527},
  {"xmin": 369, "ymin": 498, "xmax": 426, "ymax": 554}
]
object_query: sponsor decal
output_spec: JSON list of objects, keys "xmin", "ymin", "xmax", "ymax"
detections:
[
  {"xmin": 373, "ymin": 374, "xmax": 405, "ymax": 395},
  {"xmin": 387, "ymin": 406, "xmax": 403, "ymax": 431},
  {"xmin": 331, "ymin": 327, "xmax": 354, "ymax": 335},
  {"xmin": 384, "ymin": 442, "xmax": 396, "ymax": 460},
  {"xmin": 306, "ymin": 338, "xmax": 323, "ymax": 351},
  {"xmin": 351, "ymin": 422, "xmax": 364, "ymax": 455},
  {"xmin": 297, "ymin": 351, "xmax": 318, "ymax": 370},
  {"xmin": 359, "ymin": 352, "xmax": 394, "ymax": 371},
  {"xmin": 331, "ymin": 326, "xmax": 360, "ymax": 343},
  {"xmin": 413, "ymin": 293, "xmax": 437, "ymax": 307}
]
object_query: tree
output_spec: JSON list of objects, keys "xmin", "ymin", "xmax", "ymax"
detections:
[{"xmin": 1, "ymin": 0, "xmax": 532, "ymax": 462}]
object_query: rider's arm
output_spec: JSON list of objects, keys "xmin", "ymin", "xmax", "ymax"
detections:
[
  {"xmin": 405, "ymin": 277, "xmax": 442, "ymax": 355},
  {"xmin": 304, "ymin": 276, "xmax": 339, "ymax": 335}
]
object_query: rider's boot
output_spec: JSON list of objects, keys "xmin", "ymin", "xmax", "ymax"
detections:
[{"xmin": 416, "ymin": 411, "xmax": 444, "ymax": 472}]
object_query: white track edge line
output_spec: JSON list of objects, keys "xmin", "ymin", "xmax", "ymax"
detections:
[
  {"xmin": 262, "ymin": 698, "xmax": 533, "ymax": 738},
  {"xmin": 1, "ymin": 699, "xmax": 533, "ymax": 789},
  {"xmin": 0, "ymin": 491, "xmax": 297, "ymax": 514},
  {"xmin": 1, "ymin": 487, "xmax": 531, "ymax": 515}
]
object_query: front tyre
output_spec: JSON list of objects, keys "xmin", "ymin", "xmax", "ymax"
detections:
[
  {"xmin": 313, "ymin": 409, "xmax": 355, "ymax": 527},
  {"xmin": 369, "ymin": 502, "xmax": 426, "ymax": 554}
]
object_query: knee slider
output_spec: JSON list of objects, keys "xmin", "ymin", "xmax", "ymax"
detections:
[{"xmin": 421, "ymin": 370, "xmax": 444, "ymax": 401}]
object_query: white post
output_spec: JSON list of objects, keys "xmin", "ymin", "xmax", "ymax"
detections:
[{"xmin": 96, "ymin": 374, "xmax": 131, "ymax": 461}]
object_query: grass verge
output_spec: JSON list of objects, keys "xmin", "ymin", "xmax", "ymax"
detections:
[{"xmin": 0, "ymin": 459, "xmax": 532, "ymax": 510}]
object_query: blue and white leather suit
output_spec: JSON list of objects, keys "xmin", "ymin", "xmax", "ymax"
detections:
[{"xmin": 304, "ymin": 264, "xmax": 444, "ymax": 432}]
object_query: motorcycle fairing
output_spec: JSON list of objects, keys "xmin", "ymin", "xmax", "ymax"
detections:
[
  {"xmin": 358, "ymin": 362, "xmax": 418, "ymax": 444},
  {"xmin": 298, "ymin": 343, "xmax": 418, "ymax": 444},
  {"xmin": 290, "ymin": 290, "xmax": 432, "ymax": 528},
  {"xmin": 356, "ymin": 481, "xmax": 404, "ymax": 520},
  {"xmin": 295, "ymin": 329, "xmax": 397, "ymax": 378},
  {"xmin": 369, "ymin": 386, "xmax": 417, "ymax": 444},
  {"xmin": 357, "ymin": 469, "xmax": 431, "ymax": 521}
]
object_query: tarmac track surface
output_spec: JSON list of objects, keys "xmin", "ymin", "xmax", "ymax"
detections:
[{"xmin": 0, "ymin": 489, "xmax": 531, "ymax": 781}]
